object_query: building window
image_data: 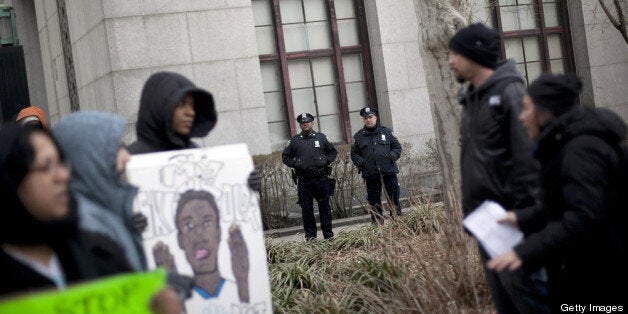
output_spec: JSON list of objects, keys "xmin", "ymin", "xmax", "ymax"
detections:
[
  {"xmin": 490, "ymin": 0, "xmax": 574, "ymax": 84},
  {"xmin": 253, "ymin": 0, "xmax": 376, "ymax": 151}
]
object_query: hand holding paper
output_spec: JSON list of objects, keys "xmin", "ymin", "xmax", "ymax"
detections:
[{"xmin": 463, "ymin": 200, "xmax": 523, "ymax": 258}]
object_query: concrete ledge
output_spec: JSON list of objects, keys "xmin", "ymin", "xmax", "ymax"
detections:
[{"xmin": 263, "ymin": 206, "xmax": 414, "ymax": 239}]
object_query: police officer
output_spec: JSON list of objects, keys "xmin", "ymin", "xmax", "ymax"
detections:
[
  {"xmin": 351, "ymin": 107, "xmax": 402, "ymax": 224},
  {"xmin": 282, "ymin": 113, "xmax": 337, "ymax": 241}
]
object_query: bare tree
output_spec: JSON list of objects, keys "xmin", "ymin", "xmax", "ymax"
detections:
[
  {"xmin": 412, "ymin": 0, "xmax": 472, "ymax": 213},
  {"xmin": 597, "ymin": 0, "xmax": 628, "ymax": 44}
]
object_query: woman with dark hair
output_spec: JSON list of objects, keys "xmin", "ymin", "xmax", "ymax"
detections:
[
  {"xmin": 0, "ymin": 123, "xmax": 183, "ymax": 313},
  {"xmin": 487, "ymin": 73, "xmax": 627, "ymax": 309}
]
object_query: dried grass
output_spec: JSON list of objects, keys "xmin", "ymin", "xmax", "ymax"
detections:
[{"xmin": 266, "ymin": 201, "xmax": 496, "ymax": 313}]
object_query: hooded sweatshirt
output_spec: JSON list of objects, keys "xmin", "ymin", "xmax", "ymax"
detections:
[
  {"xmin": 457, "ymin": 59, "xmax": 539, "ymax": 216},
  {"xmin": 128, "ymin": 71, "xmax": 217, "ymax": 154},
  {"xmin": 52, "ymin": 112, "xmax": 145, "ymax": 271}
]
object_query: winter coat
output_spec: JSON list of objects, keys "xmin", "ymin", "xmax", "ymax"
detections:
[
  {"xmin": 515, "ymin": 107, "xmax": 627, "ymax": 305},
  {"xmin": 0, "ymin": 230, "xmax": 132, "ymax": 297},
  {"xmin": 458, "ymin": 60, "xmax": 539, "ymax": 216},
  {"xmin": 128, "ymin": 71, "xmax": 217, "ymax": 154},
  {"xmin": 282, "ymin": 131, "xmax": 337, "ymax": 177},
  {"xmin": 52, "ymin": 112, "xmax": 145, "ymax": 271},
  {"xmin": 351, "ymin": 124, "xmax": 402, "ymax": 179}
]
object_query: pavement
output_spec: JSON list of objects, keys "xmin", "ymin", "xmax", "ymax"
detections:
[{"xmin": 264, "ymin": 206, "xmax": 413, "ymax": 243}]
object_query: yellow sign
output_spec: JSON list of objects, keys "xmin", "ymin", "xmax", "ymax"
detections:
[{"xmin": 0, "ymin": 269, "xmax": 165, "ymax": 314}]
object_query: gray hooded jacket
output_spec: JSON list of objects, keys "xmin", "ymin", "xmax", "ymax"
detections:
[{"xmin": 53, "ymin": 112, "xmax": 144, "ymax": 271}]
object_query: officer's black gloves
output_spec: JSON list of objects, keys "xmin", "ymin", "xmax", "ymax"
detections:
[
  {"xmin": 132, "ymin": 212, "xmax": 148, "ymax": 233},
  {"xmin": 248, "ymin": 165, "xmax": 262, "ymax": 193}
]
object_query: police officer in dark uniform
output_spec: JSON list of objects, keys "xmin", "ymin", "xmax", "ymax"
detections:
[
  {"xmin": 351, "ymin": 107, "xmax": 402, "ymax": 224},
  {"xmin": 282, "ymin": 113, "xmax": 337, "ymax": 241}
]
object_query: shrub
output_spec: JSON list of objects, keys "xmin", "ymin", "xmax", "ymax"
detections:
[{"xmin": 254, "ymin": 139, "xmax": 443, "ymax": 230}]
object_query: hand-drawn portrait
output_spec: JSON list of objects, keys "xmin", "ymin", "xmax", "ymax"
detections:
[
  {"xmin": 153, "ymin": 190, "xmax": 250, "ymax": 303},
  {"xmin": 126, "ymin": 144, "xmax": 271, "ymax": 313}
]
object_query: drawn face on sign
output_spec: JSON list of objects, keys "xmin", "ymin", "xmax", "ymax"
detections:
[{"xmin": 176, "ymin": 191, "xmax": 222, "ymax": 275}]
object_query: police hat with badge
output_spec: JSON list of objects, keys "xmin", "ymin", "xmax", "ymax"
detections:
[
  {"xmin": 297, "ymin": 113, "xmax": 315, "ymax": 123},
  {"xmin": 359, "ymin": 107, "xmax": 378, "ymax": 117}
]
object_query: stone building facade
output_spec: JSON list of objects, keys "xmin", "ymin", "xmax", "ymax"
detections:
[{"xmin": 2, "ymin": 0, "xmax": 626, "ymax": 155}]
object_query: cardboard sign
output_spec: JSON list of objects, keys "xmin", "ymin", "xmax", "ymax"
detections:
[
  {"xmin": 127, "ymin": 144, "xmax": 272, "ymax": 313},
  {"xmin": 0, "ymin": 269, "xmax": 165, "ymax": 314}
]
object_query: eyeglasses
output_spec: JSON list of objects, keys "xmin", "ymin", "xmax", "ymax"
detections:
[{"xmin": 30, "ymin": 160, "xmax": 71, "ymax": 177}]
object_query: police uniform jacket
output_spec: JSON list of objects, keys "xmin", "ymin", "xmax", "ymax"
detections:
[
  {"xmin": 282, "ymin": 131, "xmax": 337, "ymax": 177},
  {"xmin": 351, "ymin": 125, "xmax": 401, "ymax": 179}
]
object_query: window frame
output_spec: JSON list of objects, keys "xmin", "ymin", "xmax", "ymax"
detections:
[
  {"xmin": 258, "ymin": 0, "xmax": 377, "ymax": 144},
  {"xmin": 490, "ymin": 0, "xmax": 575, "ymax": 82}
]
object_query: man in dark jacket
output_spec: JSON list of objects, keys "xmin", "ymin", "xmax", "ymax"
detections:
[
  {"xmin": 488, "ymin": 73, "xmax": 627, "ymax": 310},
  {"xmin": 350, "ymin": 107, "xmax": 402, "ymax": 224},
  {"xmin": 449, "ymin": 23, "xmax": 548, "ymax": 313},
  {"xmin": 127, "ymin": 71, "xmax": 217, "ymax": 154},
  {"xmin": 282, "ymin": 113, "xmax": 337, "ymax": 241}
]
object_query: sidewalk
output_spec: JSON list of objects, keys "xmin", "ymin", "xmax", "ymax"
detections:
[{"xmin": 264, "ymin": 206, "xmax": 413, "ymax": 243}]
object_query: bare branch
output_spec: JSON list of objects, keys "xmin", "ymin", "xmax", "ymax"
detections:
[
  {"xmin": 614, "ymin": 0, "xmax": 628, "ymax": 44},
  {"xmin": 598, "ymin": 0, "xmax": 628, "ymax": 44}
]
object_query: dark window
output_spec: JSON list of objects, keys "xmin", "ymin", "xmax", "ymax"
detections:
[
  {"xmin": 490, "ymin": 0, "xmax": 575, "ymax": 84},
  {"xmin": 253, "ymin": 0, "xmax": 376, "ymax": 151}
]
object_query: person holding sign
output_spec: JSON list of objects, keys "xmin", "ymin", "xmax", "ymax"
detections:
[
  {"xmin": 128, "ymin": 71, "xmax": 262, "ymax": 192},
  {"xmin": 0, "ymin": 123, "xmax": 183, "ymax": 313}
]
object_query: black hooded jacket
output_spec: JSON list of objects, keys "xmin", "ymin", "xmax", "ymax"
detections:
[
  {"xmin": 514, "ymin": 107, "xmax": 627, "ymax": 305},
  {"xmin": 458, "ymin": 60, "xmax": 539, "ymax": 216},
  {"xmin": 128, "ymin": 72, "xmax": 217, "ymax": 154}
]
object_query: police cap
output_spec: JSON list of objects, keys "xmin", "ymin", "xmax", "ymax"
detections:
[
  {"xmin": 359, "ymin": 107, "xmax": 378, "ymax": 117},
  {"xmin": 296, "ymin": 113, "xmax": 314, "ymax": 123}
]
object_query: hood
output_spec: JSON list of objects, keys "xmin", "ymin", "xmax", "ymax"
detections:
[
  {"xmin": 561, "ymin": 107, "xmax": 626, "ymax": 143},
  {"xmin": 52, "ymin": 112, "xmax": 138, "ymax": 219},
  {"xmin": 466, "ymin": 59, "xmax": 525, "ymax": 98},
  {"xmin": 536, "ymin": 107, "xmax": 627, "ymax": 157},
  {"xmin": 136, "ymin": 71, "xmax": 217, "ymax": 150}
]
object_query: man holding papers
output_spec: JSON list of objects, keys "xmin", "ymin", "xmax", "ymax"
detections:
[{"xmin": 448, "ymin": 23, "xmax": 548, "ymax": 314}]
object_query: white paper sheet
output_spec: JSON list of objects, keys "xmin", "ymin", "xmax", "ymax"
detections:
[{"xmin": 463, "ymin": 200, "xmax": 524, "ymax": 258}]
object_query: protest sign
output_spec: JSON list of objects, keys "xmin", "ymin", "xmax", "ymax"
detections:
[
  {"xmin": 0, "ymin": 269, "xmax": 165, "ymax": 314},
  {"xmin": 127, "ymin": 144, "xmax": 272, "ymax": 313}
]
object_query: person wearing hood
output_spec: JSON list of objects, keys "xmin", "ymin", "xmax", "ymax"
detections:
[
  {"xmin": 127, "ymin": 71, "xmax": 262, "ymax": 192},
  {"xmin": 52, "ymin": 111, "xmax": 146, "ymax": 272},
  {"xmin": 0, "ymin": 123, "xmax": 127, "ymax": 295},
  {"xmin": 350, "ymin": 107, "xmax": 402, "ymax": 224},
  {"xmin": 488, "ymin": 73, "xmax": 627, "ymax": 310},
  {"xmin": 0, "ymin": 122, "xmax": 184, "ymax": 313},
  {"xmin": 448, "ymin": 23, "xmax": 549, "ymax": 314},
  {"xmin": 127, "ymin": 71, "xmax": 217, "ymax": 154}
]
